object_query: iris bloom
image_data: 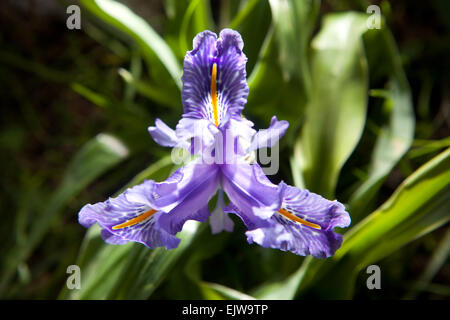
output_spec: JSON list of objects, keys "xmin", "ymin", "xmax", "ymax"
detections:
[{"xmin": 79, "ymin": 29, "xmax": 350, "ymax": 258}]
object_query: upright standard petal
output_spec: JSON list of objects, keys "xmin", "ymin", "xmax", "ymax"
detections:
[
  {"xmin": 215, "ymin": 29, "xmax": 249, "ymax": 120},
  {"xmin": 245, "ymin": 182, "xmax": 351, "ymax": 258},
  {"xmin": 181, "ymin": 29, "xmax": 249, "ymax": 127},
  {"xmin": 181, "ymin": 30, "xmax": 217, "ymax": 120},
  {"xmin": 78, "ymin": 180, "xmax": 180, "ymax": 249}
]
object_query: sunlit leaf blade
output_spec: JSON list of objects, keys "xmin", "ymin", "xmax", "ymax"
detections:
[
  {"xmin": 71, "ymin": 82, "xmax": 109, "ymax": 108},
  {"xmin": 348, "ymin": 26, "xmax": 415, "ymax": 218},
  {"xmin": 289, "ymin": 139, "xmax": 306, "ymax": 189},
  {"xmin": 118, "ymin": 68, "xmax": 180, "ymax": 109},
  {"xmin": 229, "ymin": 0, "xmax": 271, "ymax": 74},
  {"xmin": 405, "ymin": 227, "xmax": 450, "ymax": 298},
  {"xmin": 357, "ymin": 189, "xmax": 449, "ymax": 268},
  {"xmin": 268, "ymin": 0, "xmax": 319, "ymax": 90},
  {"xmin": 108, "ymin": 221, "xmax": 201, "ymax": 299},
  {"xmin": 178, "ymin": 0, "xmax": 214, "ymax": 55},
  {"xmin": 64, "ymin": 222, "xmax": 201, "ymax": 300},
  {"xmin": 1, "ymin": 134, "xmax": 128, "ymax": 296},
  {"xmin": 298, "ymin": 148, "xmax": 450, "ymax": 299},
  {"xmin": 200, "ymin": 282, "xmax": 256, "ymax": 300},
  {"xmin": 339, "ymin": 148, "xmax": 450, "ymax": 259},
  {"xmin": 295, "ymin": 12, "xmax": 369, "ymax": 198},
  {"xmin": 164, "ymin": 0, "xmax": 214, "ymax": 59},
  {"xmin": 80, "ymin": 0, "xmax": 182, "ymax": 89},
  {"xmin": 247, "ymin": 0, "xmax": 319, "ymax": 126},
  {"xmin": 408, "ymin": 138, "xmax": 450, "ymax": 159},
  {"xmin": 251, "ymin": 256, "xmax": 312, "ymax": 300},
  {"xmin": 229, "ymin": 0, "xmax": 261, "ymax": 30},
  {"xmin": 60, "ymin": 225, "xmax": 133, "ymax": 299}
]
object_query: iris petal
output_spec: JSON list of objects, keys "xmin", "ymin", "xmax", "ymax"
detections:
[
  {"xmin": 215, "ymin": 29, "xmax": 249, "ymax": 120},
  {"xmin": 249, "ymin": 116, "xmax": 289, "ymax": 151},
  {"xmin": 209, "ymin": 190, "xmax": 234, "ymax": 234},
  {"xmin": 221, "ymin": 161, "xmax": 281, "ymax": 220},
  {"xmin": 181, "ymin": 30, "xmax": 217, "ymax": 120},
  {"xmin": 224, "ymin": 202, "xmax": 270, "ymax": 230},
  {"xmin": 153, "ymin": 160, "xmax": 220, "ymax": 234},
  {"xmin": 222, "ymin": 117, "xmax": 256, "ymax": 156},
  {"xmin": 148, "ymin": 118, "xmax": 179, "ymax": 147},
  {"xmin": 181, "ymin": 29, "xmax": 249, "ymax": 126},
  {"xmin": 245, "ymin": 182, "xmax": 351, "ymax": 258},
  {"xmin": 175, "ymin": 117, "xmax": 219, "ymax": 156},
  {"xmin": 78, "ymin": 180, "xmax": 180, "ymax": 249}
]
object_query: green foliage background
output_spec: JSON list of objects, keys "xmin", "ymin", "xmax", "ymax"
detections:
[{"xmin": 0, "ymin": 0, "xmax": 449, "ymax": 299}]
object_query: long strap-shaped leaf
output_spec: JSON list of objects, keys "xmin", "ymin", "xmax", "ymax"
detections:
[
  {"xmin": 295, "ymin": 12, "xmax": 369, "ymax": 198},
  {"xmin": 348, "ymin": 25, "xmax": 415, "ymax": 219},
  {"xmin": 80, "ymin": 0, "xmax": 182, "ymax": 89},
  {"xmin": 1, "ymin": 134, "xmax": 128, "ymax": 297}
]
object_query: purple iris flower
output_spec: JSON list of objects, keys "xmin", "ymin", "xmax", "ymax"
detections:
[{"xmin": 79, "ymin": 29, "xmax": 350, "ymax": 258}]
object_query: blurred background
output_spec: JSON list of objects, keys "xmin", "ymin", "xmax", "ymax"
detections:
[{"xmin": 0, "ymin": 0, "xmax": 449, "ymax": 300}]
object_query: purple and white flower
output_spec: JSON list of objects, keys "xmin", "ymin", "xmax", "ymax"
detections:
[{"xmin": 79, "ymin": 29, "xmax": 350, "ymax": 258}]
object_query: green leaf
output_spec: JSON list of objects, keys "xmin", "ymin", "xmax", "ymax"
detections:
[
  {"xmin": 1, "ymin": 134, "xmax": 128, "ymax": 296},
  {"xmin": 178, "ymin": 0, "xmax": 214, "ymax": 56},
  {"xmin": 300, "ymin": 148, "xmax": 450, "ymax": 299},
  {"xmin": 164, "ymin": 0, "xmax": 213, "ymax": 59},
  {"xmin": 200, "ymin": 282, "xmax": 256, "ymax": 300},
  {"xmin": 295, "ymin": 12, "xmax": 369, "ymax": 198},
  {"xmin": 268, "ymin": 0, "xmax": 319, "ymax": 91},
  {"xmin": 71, "ymin": 82, "xmax": 109, "ymax": 108},
  {"xmin": 80, "ymin": 0, "xmax": 182, "ymax": 89},
  {"xmin": 229, "ymin": 0, "xmax": 271, "ymax": 75},
  {"xmin": 405, "ymin": 227, "xmax": 450, "ymax": 298},
  {"xmin": 251, "ymin": 256, "xmax": 312, "ymax": 299},
  {"xmin": 247, "ymin": 0, "xmax": 319, "ymax": 126},
  {"xmin": 408, "ymin": 137, "xmax": 450, "ymax": 159},
  {"xmin": 229, "ymin": 0, "xmax": 261, "ymax": 30},
  {"xmin": 61, "ymin": 225, "xmax": 134, "ymax": 299},
  {"xmin": 348, "ymin": 26, "xmax": 415, "ymax": 218},
  {"xmin": 118, "ymin": 68, "xmax": 180, "ymax": 109},
  {"xmin": 339, "ymin": 148, "xmax": 450, "ymax": 260},
  {"xmin": 107, "ymin": 221, "xmax": 202, "ymax": 299}
]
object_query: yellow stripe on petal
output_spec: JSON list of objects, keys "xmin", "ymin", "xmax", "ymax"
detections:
[
  {"xmin": 112, "ymin": 209, "xmax": 158, "ymax": 230},
  {"xmin": 210, "ymin": 63, "xmax": 219, "ymax": 127},
  {"xmin": 278, "ymin": 208, "xmax": 322, "ymax": 230}
]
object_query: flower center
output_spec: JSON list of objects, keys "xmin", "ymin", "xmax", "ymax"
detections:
[
  {"xmin": 277, "ymin": 208, "xmax": 322, "ymax": 229},
  {"xmin": 112, "ymin": 208, "xmax": 158, "ymax": 230},
  {"xmin": 210, "ymin": 62, "xmax": 219, "ymax": 127}
]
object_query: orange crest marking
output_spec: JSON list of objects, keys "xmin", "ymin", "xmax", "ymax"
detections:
[
  {"xmin": 112, "ymin": 209, "xmax": 158, "ymax": 230},
  {"xmin": 278, "ymin": 208, "xmax": 322, "ymax": 230},
  {"xmin": 210, "ymin": 63, "xmax": 219, "ymax": 127}
]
